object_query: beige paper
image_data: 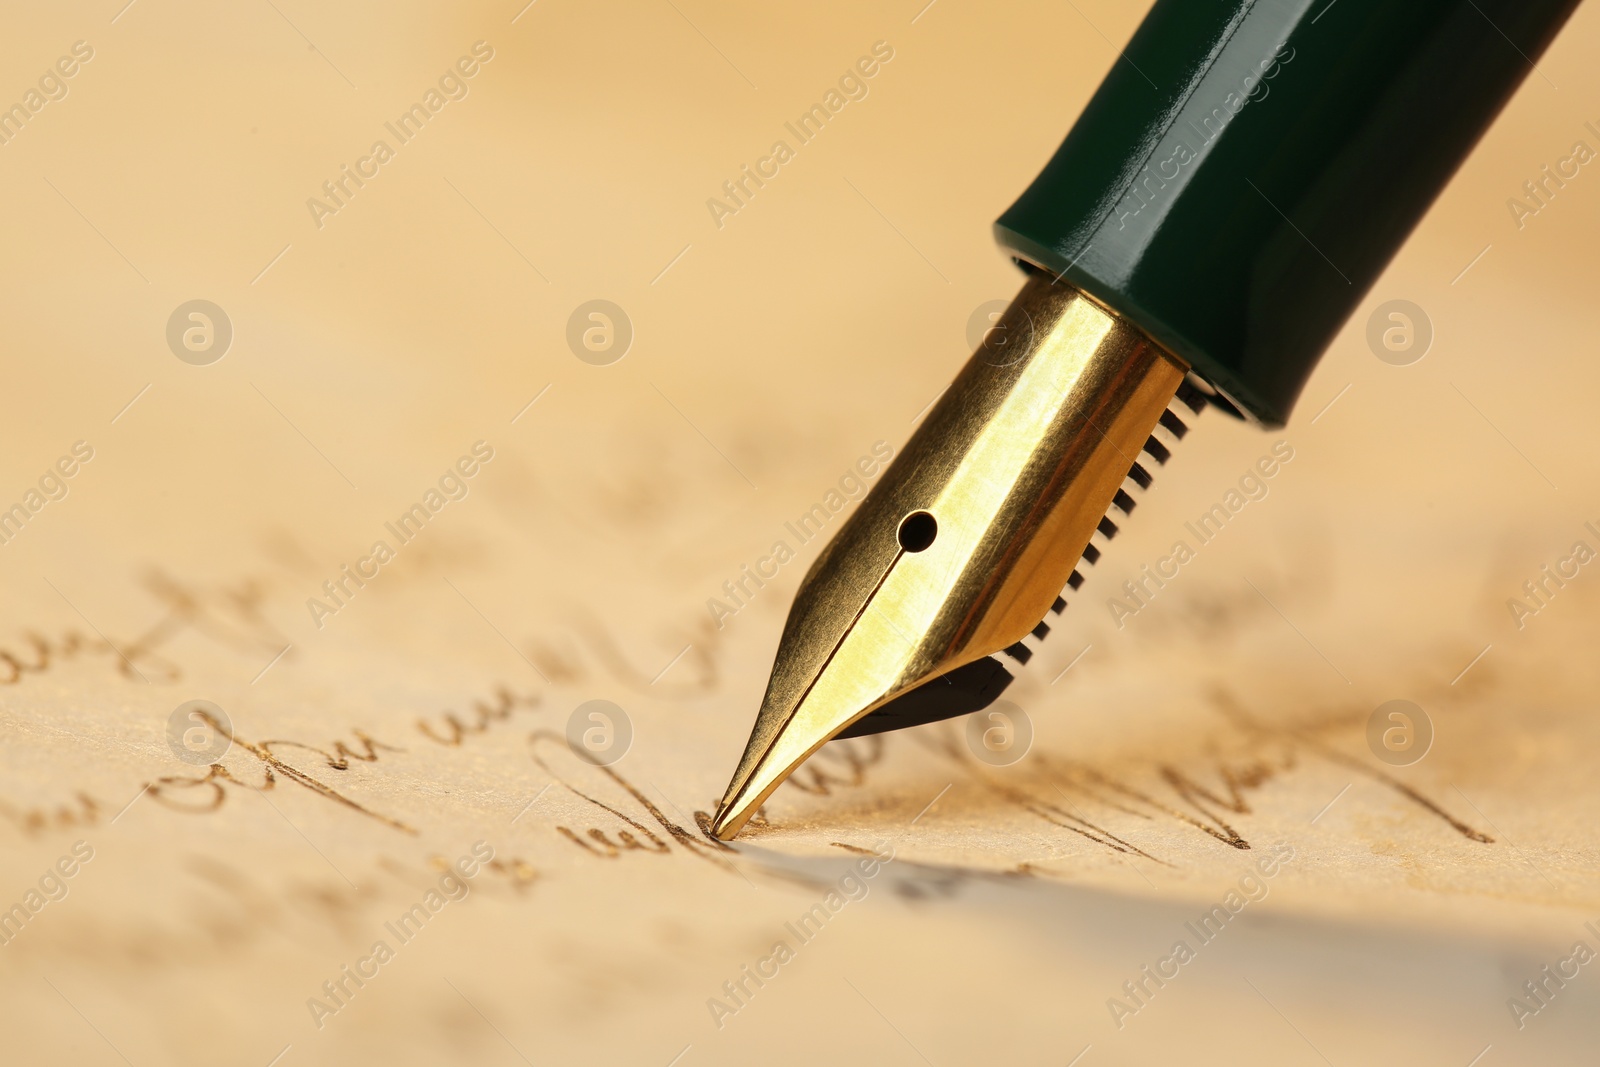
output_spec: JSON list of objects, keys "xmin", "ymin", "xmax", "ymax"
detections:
[{"xmin": 2, "ymin": 1, "xmax": 1599, "ymax": 1063}]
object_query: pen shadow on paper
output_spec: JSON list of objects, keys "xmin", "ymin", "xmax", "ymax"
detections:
[{"xmin": 532, "ymin": 668, "xmax": 1598, "ymax": 917}]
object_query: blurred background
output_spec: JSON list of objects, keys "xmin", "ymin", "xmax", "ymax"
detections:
[{"xmin": 2, "ymin": 0, "xmax": 1599, "ymax": 1063}]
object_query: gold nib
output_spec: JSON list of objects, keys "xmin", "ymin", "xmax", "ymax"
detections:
[{"xmin": 710, "ymin": 275, "xmax": 1188, "ymax": 840}]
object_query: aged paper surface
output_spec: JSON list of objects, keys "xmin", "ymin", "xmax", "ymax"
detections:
[{"xmin": 3, "ymin": 2, "xmax": 1600, "ymax": 1064}]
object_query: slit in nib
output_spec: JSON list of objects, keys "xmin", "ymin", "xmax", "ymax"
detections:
[
  {"xmin": 709, "ymin": 274, "xmax": 1195, "ymax": 840},
  {"xmin": 799, "ymin": 368, "xmax": 1206, "ymax": 759}
]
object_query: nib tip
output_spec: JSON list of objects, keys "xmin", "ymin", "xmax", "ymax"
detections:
[{"xmin": 709, "ymin": 789, "xmax": 757, "ymax": 841}]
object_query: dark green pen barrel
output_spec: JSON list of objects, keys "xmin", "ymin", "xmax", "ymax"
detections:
[{"xmin": 995, "ymin": 0, "xmax": 1578, "ymax": 426}]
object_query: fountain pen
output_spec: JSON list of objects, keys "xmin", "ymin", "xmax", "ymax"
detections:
[{"xmin": 711, "ymin": 0, "xmax": 1579, "ymax": 840}]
